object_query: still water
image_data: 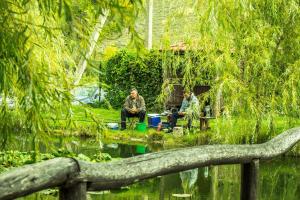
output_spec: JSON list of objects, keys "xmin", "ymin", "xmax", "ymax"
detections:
[{"xmin": 10, "ymin": 136, "xmax": 300, "ymax": 200}]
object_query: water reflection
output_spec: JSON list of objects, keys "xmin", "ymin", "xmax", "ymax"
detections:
[
  {"xmin": 179, "ymin": 169, "xmax": 198, "ymax": 195},
  {"xmin": 102, "ymin": 143, "xmax": 150, "ymax": 158}
]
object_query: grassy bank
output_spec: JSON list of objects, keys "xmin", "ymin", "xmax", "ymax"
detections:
[{"xmin": 51, "ymin": 106, "xmax": 300, "ymax": 152}]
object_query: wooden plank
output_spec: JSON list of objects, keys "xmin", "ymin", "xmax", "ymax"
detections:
[
  {"xmin": 0, "ymin": 158, "xmax": 78, "ymax": 200},
  {"xmin": 240, "ymin": 160, "xmax": 259, "ymax": 200},
  {"xmin": 59, "ymin": 182, "xmax": 87, "ymax": 200}
]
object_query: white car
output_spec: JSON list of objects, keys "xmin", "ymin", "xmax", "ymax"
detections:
[{"xmin": 71, "ymin": 85, "xmax": 106, "ymax": 105}]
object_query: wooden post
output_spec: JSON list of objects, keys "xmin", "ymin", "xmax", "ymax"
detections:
[
  {"xmin": 59, "ymin": 182, "xmax": 87, "ymax": 200},
  {"xmin": 240, "ymin": 159, "xmax": 259, "ymax": 200},
  {"xmin": 159, "ymin": 176, "xmax": 165, "ymax": 200}
]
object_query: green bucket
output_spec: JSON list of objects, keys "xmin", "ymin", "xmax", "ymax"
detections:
[
  {"xmin": 135, "ymin": 122, "xmax": 147, "ymax": 132},
  {"xmin": 136, "ymin": 145, "xmax": 146, "ymax": 154}
]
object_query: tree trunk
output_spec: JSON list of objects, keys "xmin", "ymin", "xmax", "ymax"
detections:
[
  {"xmin": 145, "ymin": 0, "xmax": 153, "ymax": 49},
  {"xmin": 74, "ymin": 11, "xmax": 109, "ymax": 85}
]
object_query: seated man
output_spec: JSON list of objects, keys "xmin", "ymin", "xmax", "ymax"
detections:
[
  {"xmin": 169, "ymin": 89, "xmax": 200, "ymax": 131},
  {"xmin": 121, "ymin": 88, "xmax": 146, "ymax": 130}
]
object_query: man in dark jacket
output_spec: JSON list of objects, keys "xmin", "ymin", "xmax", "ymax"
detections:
[{"xmin": 121, "ymin": 88, "xmax": 146, "ymax": 130}]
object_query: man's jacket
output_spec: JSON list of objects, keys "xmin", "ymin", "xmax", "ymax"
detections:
[
  {"xmin": 124, "ymin": 95, "xmax": 146, "ymax": 112},
  {"xmin": 179, "ymin": 93, "xmax": 200, "ymax": 118}
]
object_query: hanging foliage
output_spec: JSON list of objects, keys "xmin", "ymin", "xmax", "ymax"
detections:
[
  {"xmin": 157, "ymin": 0, "xmax": 300, "ymax": 141},
  {"xmin": 0, "ymin": 0, "xmax": 143, "ymax": 148}
]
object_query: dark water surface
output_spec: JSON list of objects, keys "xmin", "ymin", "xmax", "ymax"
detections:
[{"xmin": 10, "ymin": 135, "xmax": 300, "ymax": 200}]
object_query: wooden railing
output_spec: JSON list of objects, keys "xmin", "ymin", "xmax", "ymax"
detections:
[{"xmin": 1, "ymin": 127, "xmax": 300, "ymax": 200}]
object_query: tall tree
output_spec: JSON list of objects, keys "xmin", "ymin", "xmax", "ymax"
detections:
[
  {"xmin": 158, "ymin": 0, "xmax": 300, "ymax": 141},
  {"xmin": 0, "ymin": 0, "xmax": 143, "ymax": 148}
]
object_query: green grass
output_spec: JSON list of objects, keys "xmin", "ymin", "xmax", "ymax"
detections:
[
  {"xmin": 51, "ymin": 105, "xmax": 300, "ymax": 149},
  {"xmin": 71, "ymin": 105, "xmax": 120, "ymax": 123}
]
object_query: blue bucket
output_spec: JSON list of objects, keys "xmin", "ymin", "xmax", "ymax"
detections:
[{"xmin": 148, "ymin": 115, "xmax": 161, "ymax": 128}]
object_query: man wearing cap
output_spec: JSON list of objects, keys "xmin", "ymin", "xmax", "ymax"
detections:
[
  {"xmin": 121, "ymin": 88, "xmax": 146, "ymax": 130},
  {"xmin": 169, "ymin": 89, "xmax": 200, "ymax": 131}
]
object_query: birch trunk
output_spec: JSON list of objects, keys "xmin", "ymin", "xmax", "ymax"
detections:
[
  {"xmin": 74, "ymin": 11, "xmax": 109, "ymax": 85},
  {"xmin": 146, "ymin": 0, "xmax": 153, "ymax": 49}
]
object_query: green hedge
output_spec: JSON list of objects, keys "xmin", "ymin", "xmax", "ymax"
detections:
[{"xmin": 105, "ymin": 50, "xmax": 163, "ymax": 110}]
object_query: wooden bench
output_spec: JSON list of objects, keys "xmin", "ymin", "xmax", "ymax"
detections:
[{"xmin": 161, "ymin": 116, "xmax": 215, "ymax": 131}]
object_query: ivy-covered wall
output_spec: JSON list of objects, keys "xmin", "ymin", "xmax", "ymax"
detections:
[{"xmin": 105, "ymin": 50, "xmax": 163, "ymax": 110}]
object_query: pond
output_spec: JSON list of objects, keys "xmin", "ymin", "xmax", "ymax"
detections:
[{"xmin": 5, "ymin": 135, "xmax": 300, "ymax": 200}]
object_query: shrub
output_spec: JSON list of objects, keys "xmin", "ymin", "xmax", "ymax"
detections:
[{"xmin": 105, "ymin": 50, "xmax": 163, "ymax": 110}]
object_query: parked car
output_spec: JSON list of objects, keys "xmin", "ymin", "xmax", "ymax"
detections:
[{"xmin": 71, "ymin": 84, "xmax": 106, "ymax": 105}]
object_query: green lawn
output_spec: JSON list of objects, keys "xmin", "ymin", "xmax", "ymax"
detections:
[{"xmin": 71, "ymin": 105, "xmax": 120, "ymax": 123}]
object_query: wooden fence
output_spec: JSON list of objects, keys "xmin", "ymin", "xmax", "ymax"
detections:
[{"xmin": 1, "ymin": 127, "xmax": 300, "ymax": 200}]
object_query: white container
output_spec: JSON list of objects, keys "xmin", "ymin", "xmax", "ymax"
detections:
[{"xmin": 107, "ymin": 123, "xmax": 119, "ymax": 130}]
